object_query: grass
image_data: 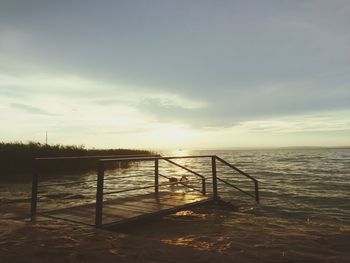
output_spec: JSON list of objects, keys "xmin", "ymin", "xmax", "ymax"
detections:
[{"xmin": 0, "ymin": 142, "xmax": 153, "ymax": 182}]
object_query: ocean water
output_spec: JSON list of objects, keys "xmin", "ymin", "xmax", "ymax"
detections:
[{"xmin": 1, "ymin": 148, "xmax": 350, "ymax": 261}]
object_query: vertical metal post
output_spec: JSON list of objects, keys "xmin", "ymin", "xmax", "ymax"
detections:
[
  {"xmin": 254, "ymin": 180, "xmax": 260, "ymax": 204},
  {"xmin": 95, "ymin": 161, "xmax": 105, "ymax": 227},
  {"xmin": 30, "ymin": 160, "xmax": 38, "ymax": 220},
  {"xmin": 201, "ymin": 179, "xmax": 206, "ymax": 195},
  {"xmin": 155, "ymin": 159, "xmax": 159, "ymax": 195},
  {"xmin": 211, "ymin": 156, "xmax": 218, "ymax": 200}
]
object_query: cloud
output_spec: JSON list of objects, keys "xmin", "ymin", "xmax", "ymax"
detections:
[
  {"xmin": 0, "ymin": 1, "xmax": 350, "ymax": 147},
  {"xmin": 231, "ymin": 110, "xmax": 350, "ymax": 133},
  {"xmin": 11, "ymin": 103, "xmax": 59, "ymax": 116}
]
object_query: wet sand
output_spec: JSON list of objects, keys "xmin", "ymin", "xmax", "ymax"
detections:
[{"xmin": 1, "ymin": 200, "xmax": 350, "ymax": 263}]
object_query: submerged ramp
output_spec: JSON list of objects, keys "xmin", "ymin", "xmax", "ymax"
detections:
[
  {"xmin": 41, "ymin": 191, "xmax": 212, "ymax": 228},
  {"xmin": 32, "ymin": 154, "xmax": 259, "ymax": 228}
]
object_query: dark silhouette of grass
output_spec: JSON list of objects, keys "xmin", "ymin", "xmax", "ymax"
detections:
[{"xmin": 0, "ymin": 142, "xmax": 152, "ymax": 182}]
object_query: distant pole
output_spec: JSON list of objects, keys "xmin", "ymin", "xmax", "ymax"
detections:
[{"xmin": 45, "ymin": 131, "xmax": 48, "ymax": 145}]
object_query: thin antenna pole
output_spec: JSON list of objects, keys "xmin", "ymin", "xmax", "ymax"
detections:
[{"xmin": 45, "ymin": 131, "xmax": 48, "ymax": 145}]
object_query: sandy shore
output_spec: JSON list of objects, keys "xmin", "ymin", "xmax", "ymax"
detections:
[{"xmin": 1, "ymin": 199, "xmax": 350, "ymax": 263}]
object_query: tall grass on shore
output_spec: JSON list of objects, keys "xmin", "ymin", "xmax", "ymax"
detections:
[{"xmin": 0, "ymin": 142, "xmax": 152, "ymax": 182}]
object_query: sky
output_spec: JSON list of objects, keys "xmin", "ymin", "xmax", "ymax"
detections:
[{"xmin": 0, "ymin": 0, "xmax": 349, "ymax": 150}]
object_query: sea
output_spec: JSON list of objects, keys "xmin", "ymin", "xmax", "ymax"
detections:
[{"xmin": 1, "ymin": 148, "xmax": 350, "ymax": 262}]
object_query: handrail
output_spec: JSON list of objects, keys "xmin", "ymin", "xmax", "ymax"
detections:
[
  {"xmin": 215, "ymin": 156, "xmax": 259, "ymax": 203},
  {"xmin": 35, "ymin": 154, "xmax": 159, "ymax": 161},
  {"xmin": 100, "ymin": 155, "xmax": 214, "ymax": 162},
  {"xmin": 95, "ymin": 156, "xmax": 212, "ymax": 226},
  {"xmin": 162, "ymin": 158, "xmax": 205, "ymax": 179},
  {"xmin": 159, "ymin": 173, "xmax": 203, "ymax": 194},
  {"xmin": 31, "ymin": 154, "xmax": 158, "ymax": 220},
  {"xmin": 39, "ymin": 179, "xmax": 97, "ymax": 188},
  {"xmin": 215, "ymin": 156, "xmax": 258, "ymax": 182},
  {"xmin": 103, "ymin": 174, "xmax": 152, "ymax": 181},
  {"xmin": 31, "ymin": 154, "xmax": 260, "ymax": 227},
  {"xmin": 216, "ymin": 177, "xmax": 256, "ymax": 200},
  {"xmin": 98, "ymin": 155, "xmax": 208, "ymax": 195},
  {"xmin": 97, "ymin": 155, "xmax": 258, "ymax": 202},
  {"xmin": 104, "ymin": 177, "xmax": 202, "ymax": 195},
  {"xmin": 161, "ymin": 158, "xmax": 206, "ymax": 194}
]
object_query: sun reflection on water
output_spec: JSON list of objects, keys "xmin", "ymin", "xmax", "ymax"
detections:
[{"xmin": 169, "ymin": 149, "xmax": 190, "ymax": 156}]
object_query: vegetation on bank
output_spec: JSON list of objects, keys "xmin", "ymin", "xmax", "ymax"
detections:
[{"xmin": 0, "ymin": 142, "xmax": 152, "ymax": 182}]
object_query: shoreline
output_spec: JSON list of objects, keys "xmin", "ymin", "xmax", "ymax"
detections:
[
  {"xmin": 1, "ymin": 148, "xmax": 350, "ymax": 262},
  {"xmin": 0, "ymin": 142, "xmax": 152, "ymax": 183},
  {"xmin": 1, "ymin": 199, "xmax": 349, "ymax": 263}
]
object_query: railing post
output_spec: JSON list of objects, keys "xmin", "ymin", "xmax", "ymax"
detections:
[
  {"xmin": 211, "ymin": 156, "xmax": 218, "ymax": 200},
  {"xmin": 155, "ymin": 159, "xmax": 159, "ymax": 195},
  {"xmin": 30, "ymin": 160, "xmax": 38, "ymax": 220},
  {"xmin": 95, "ymin": 161, "xmax": 105, "ymax": 227},
  {"xmin": 254, "ymin": 180, "xmax": 260, "ymax": 204},
  {"xmin": 201, "ymin": 179, "xmax": 206, "ymax": 195}
]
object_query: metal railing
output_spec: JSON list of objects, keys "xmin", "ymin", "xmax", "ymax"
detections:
[
  {"xmin": 161, "ymin": 158, "xmax": 206, "ymax": 194},
  {"xmin": 214, "ymin": 156, "xmax": 260, "ymax": 203},
  {"xmin": 30, "ymin": 154, "xmax": 158, "ymax": 220},
  {"xmin": 94, "ymin": 155, "xmax": 259, "ymax": 227},
  {"xmin": 158, "ymin": 173, "xmax": 203, "ymax": 194},
  {"xmin": 30, "ymin": 154, "xmax": 260, "ymax": 227},
  {"xmin": 95, "ymin": 155, "xmax": 211, "ymax": 227}
]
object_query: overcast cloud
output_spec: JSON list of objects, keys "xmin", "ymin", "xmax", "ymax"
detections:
[{"xmin": 0, "ymin": 0, "xmax": 349, "ymax": 148}]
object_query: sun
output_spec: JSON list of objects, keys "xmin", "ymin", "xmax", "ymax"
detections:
[
  {"xmin": 160, "ymin": 125, "xmax": 190, "ymax": 139},
  {"xmin": 153, "ymin": 124, "xmax": 194, "ymax": 144}
]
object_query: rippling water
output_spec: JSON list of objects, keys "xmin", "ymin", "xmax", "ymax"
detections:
[
  {"xmin": 209, "ymin": 148, "xmax": 350, "ymax": 225},
  {"xmin": 1, "ymin": 148, "xmax": 350, "ymax": 261},
  {"xmin": 2, "ymin": 148, "xmax": 349, "ymax": 223}
]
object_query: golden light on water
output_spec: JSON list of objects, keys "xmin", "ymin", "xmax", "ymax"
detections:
[{"xmin": 170, "ymin": 149, "xmax": 190, "ymax": 156}]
